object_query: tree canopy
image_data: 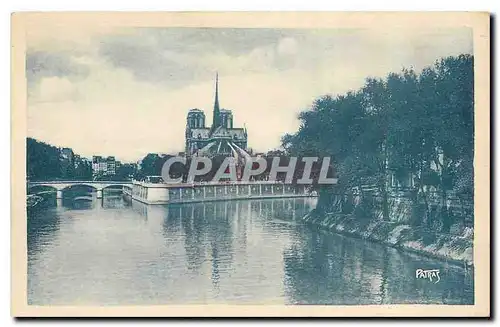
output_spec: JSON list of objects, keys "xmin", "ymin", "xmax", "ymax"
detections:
[{"xmin": 282, "ymin": 54, "xmax": 474, "ymax": 224}]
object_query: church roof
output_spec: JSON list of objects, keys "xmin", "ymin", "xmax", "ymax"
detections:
[{"xmin": 210, "ymin": 126, "xmax": 246, "ymax": 140}]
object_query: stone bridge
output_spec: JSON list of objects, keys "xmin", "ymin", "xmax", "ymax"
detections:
[{"xmin": 27, "ymin": 181, "xmax": 133, "ymax": 199}]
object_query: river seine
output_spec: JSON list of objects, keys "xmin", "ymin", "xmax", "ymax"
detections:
[{"xmin": 27, "ymin": 193, "xmax": 473, "ymax": 305}]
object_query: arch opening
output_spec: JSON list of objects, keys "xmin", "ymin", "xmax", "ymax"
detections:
[{"xmin": 61, "ymin": 184, "xmax": 98, "ymax": 192}]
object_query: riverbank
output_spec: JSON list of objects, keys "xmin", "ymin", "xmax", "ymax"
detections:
[{"xmin": 303, "ymin": 209, "xmax": 473, "ymax": 267}]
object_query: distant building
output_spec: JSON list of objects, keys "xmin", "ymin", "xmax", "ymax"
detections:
[
  {"xmin": 115, "ymin": 160, "xmax": 122, "ymax": 173},
  {"xmin": 91, "ymin": 155, "xmax": 120, "ymax": 176},
  {"xmin": 92, "ymin": 156, "xmax": 101, "ymax": 172},
  {"xmin": 185, "ymin": 74, "xmax": 248, "ymax": 158},
  {"xmin": 92, "ymin": 156, "xmax": 106, "ymax": 176},
  {"xmin": 106, "ymin": 156, "xmax": 116, "ymax": 175}
]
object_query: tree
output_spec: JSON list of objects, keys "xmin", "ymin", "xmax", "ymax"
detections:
[
  {"xmin": 138, "ymin": 153, "xmax": 162, "ymax": 177},
  {"xmin": 282, "ymin": 54, "xmax": 474, "ymax": 228},
  {"xmin": 26, "ymin": 138, "xmax": 62, "ymax": 180}
]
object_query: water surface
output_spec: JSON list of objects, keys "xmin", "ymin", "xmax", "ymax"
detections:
[{"xmin": 27, "ymin": 194, "xmax": 474, "ymax": 305}]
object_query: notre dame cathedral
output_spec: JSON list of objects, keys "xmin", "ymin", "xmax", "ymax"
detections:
[{"xmin": 185, "ymin": 74, "xmax": 249, "ymax": 159}]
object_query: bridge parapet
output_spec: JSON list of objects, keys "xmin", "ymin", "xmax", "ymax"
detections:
[{"xmin": 27, "ymin": 181, "xmax": 133, "ymax": 192}]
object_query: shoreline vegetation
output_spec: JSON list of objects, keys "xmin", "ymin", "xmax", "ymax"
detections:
[{"xmin": 283, "ymin": 54, "xmax": 474, "ymax": 268}]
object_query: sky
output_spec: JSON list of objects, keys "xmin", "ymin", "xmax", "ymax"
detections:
[{"xmin": 26, "ymin": 26, "xmax": 473, "ymax": 162}]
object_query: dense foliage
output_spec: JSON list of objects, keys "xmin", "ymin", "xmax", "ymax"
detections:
[
  {"xmin": 27, "ymin": 138, "xmax": 92, "ymax": 181},
  {"xmin": 282, "ymin": 55, "xmax": 474, "ymax": 226},
  {"xmin": 26, "ymin": 138, "xmax": 63, "ymax": 180}
]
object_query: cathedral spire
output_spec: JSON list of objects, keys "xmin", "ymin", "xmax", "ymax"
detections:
[{"xmin": 212, "ymin": 72, "xmax": 221, "ymax": 132}]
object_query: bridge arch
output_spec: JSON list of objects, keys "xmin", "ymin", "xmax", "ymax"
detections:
[{"xmin": 60, "ymin": 184, "xmax": 99, "ymax": 192}]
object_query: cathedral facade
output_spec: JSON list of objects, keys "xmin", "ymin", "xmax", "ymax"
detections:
[{"xmin": 185, "ymin": 74, "xmax": 249, "ymax": 159}]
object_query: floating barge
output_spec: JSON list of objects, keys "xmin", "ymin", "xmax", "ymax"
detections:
[{"xmin": 124, "ymin": 181, "xmax": 317, "ymax": 205}]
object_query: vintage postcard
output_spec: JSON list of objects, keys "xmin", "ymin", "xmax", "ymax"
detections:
[{"xmin": 11, "ymin": 12, "xmax": 490, "ymax": 317}]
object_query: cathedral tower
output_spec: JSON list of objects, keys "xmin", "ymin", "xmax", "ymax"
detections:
[{"xmin": 211, "ymin": 73, "xmax": 221, "ymax": 133}]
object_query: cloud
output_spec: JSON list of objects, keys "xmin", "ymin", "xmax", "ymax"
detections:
[
  {"xmin": 96, "ymin": 28, "xmax": 306, "ymax": 87},
  {"xmin": 26, "ymin": 51, "xmax": 90, "ymax": 87},
  {"xmin": 26, "ymin": 27, "xmax": 473, "ymax": 162},
  {"xmin": 26, "ymin": 21, "xmax": 134, "ymax": 53},
  {"xmin": 277, "ymin": 37, "xmax": 298, "ymax": 56},
  {"xmin": 98, "ymin": 35, "xmax": 207, "ymax": 86},
  {"xmin": 138, "ymin": 28, "xmax": 292, "ymax": 57},
  {"xmin": 33, "ymin": 76, "xmax": 78, "ymax": 103}
]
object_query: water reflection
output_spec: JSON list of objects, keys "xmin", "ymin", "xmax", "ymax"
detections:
[
  {"xmin": 283, "ymin": 229, "xmax": 474, "ymax": 305},
  {"xmin": 27, "ymin": 198, "xmax": 60, "ymax": 259},
  {"xmin": 27, "ymin": 195, "xmax": 473, "ymax": 305}
]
